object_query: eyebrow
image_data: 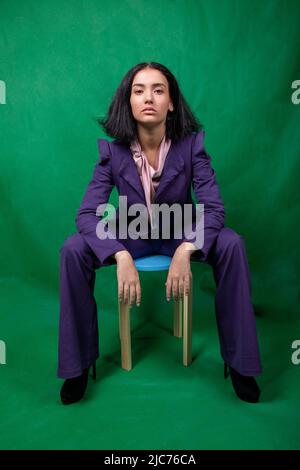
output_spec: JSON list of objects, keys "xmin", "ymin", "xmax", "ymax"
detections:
[{"xmin": 132, "ymin": 83, "xmax": 166, "ymax": 88}]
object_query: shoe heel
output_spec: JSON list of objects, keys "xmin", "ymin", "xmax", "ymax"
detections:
[{"xmin": 223, "ymin": 362, "xmax": 261, "ymax": 403}]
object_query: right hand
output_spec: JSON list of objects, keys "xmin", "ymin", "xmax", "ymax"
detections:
[{"xmin": 114, "ymin": 250, "xmax": 141, "ymax": 308}]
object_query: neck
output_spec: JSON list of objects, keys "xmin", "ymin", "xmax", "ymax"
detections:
[{"xmin": 136, "ymin": 124, "xmax": 166, "ymax": 152}]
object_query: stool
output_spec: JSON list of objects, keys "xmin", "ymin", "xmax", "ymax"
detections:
[{"xmin": 118, "ymin": 255, "xmax": 193, "ymax": 371}]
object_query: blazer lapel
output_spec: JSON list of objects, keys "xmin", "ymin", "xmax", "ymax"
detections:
[
  {"xmin": 118, "ymin": 143, "xmax": 146, "ymax": 204},
  {"xmin": 116, "ymin": 139, "xmax": 185, "ymax": 203},
  {"xmin": 154, "ymin": 140, "xmax": 185, "ymax": 201}
]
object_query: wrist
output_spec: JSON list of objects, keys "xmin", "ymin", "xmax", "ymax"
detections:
[
  {"xmin": 175, "ymin": 242, "xmax": 197, "ymax": 257},
  {"xmin": 114, "ymin": 250, "xmax": 131, "ymax": 262}
]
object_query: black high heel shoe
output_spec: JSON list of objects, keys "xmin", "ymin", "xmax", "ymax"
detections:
[
  {"xmin": 60, "ymin": 362, "xmax": 97, "ymax": 405},
  {"xmin": 224, "ymin": 363, "xmax": 260, "ymax": 403}
]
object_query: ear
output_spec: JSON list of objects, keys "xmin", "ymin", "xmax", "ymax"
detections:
[{"xmin": 169, "ymin": 102, "xmax": 174, "ymax": 112}]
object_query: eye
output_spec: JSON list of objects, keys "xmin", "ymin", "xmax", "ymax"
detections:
[{"xmin": 133, "ymin": 89, "xmax": 164, "ymax": 94}]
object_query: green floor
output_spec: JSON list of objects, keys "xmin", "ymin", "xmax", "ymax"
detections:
[{"xmin": 0, "ymin": 266, "xmax": 299, "ymax": 450}]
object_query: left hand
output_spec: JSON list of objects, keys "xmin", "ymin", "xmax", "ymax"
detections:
[{"xmin": 165, "ymin": 243, "xmax": 196, "ymax": 302}]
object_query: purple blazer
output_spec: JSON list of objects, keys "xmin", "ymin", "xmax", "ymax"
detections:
[{"xmin": 75, "ymin": 130, "xmax": 225, "ymax": 266}]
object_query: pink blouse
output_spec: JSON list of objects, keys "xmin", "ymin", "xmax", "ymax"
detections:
[{"xmin": 130, "ymin": 134, "xmax": 172, "ymax": 228}]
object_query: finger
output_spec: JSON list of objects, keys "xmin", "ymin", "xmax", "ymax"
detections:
[
  {"xmin": 136, "ymin": 282, "xmax": 141, "ymax": 307},
  {"xmin": 129, "ymin": 283, "xmax": 135, "ymax": 308},
  {"xmin": 123, "ymin": 283, "xmax": 129, "ymax": 304},
  {"xmin": 184, "ymin": 274, "xmax": 190, "ymax": 295},
  {"xmin": 165, "ymin": 277, "xmax": 171, "ymax": 302},
  {"xmin": 118, "ymin": 280, "xmax": 124, "ymax": 303},
  {"xmin": 172, "ymin": 278, "xmax": 179, "ymax": 301},
  {"xmin": 179, "ymin": 278, "xmax": 184, "ymax": 299}
]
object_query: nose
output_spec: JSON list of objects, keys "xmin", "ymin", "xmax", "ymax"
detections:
[{"xmin": 144, "ymin": 91, "xmax": 154, "ymax": 103}]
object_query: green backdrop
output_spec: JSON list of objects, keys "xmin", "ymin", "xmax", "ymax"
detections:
[{"xmin": 0, "ymin": 0, "xmax": 300, "ymax": 451}]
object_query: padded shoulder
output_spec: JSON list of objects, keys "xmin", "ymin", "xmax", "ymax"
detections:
[
  {"xmin": 97, "ymin": 138, "xmax": 111, "ymax": 164},
  {"xmin": 193, "ymin": 129, "xmax": 205, "ymax": 150}
]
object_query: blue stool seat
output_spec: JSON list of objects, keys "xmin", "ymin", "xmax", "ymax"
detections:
[{"xmin": 134, "ymin": 255, "xmax": 172, "ymax": 271}]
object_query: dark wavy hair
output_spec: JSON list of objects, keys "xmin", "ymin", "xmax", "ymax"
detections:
[{"xmin": 96, "ymin": 62, "xmax": 203, "ymax": 144}]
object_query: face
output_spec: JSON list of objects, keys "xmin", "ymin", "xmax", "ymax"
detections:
[{"xmin": 130, "ymin": 67, "xmax": 174, "ymax": 129}]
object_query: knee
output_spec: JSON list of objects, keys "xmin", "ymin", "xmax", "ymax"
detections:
[
  {"xmin": 216, "ymin": 227, "xmax": 243, "ymax": 252},
  {"xmin": 59, "ymin": 233, "xmax": 86, "ymax": 258}
]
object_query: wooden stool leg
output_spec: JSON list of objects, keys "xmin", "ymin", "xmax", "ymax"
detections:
[
  {"xmin": 173, "ymin": 298, "xmax": 183, "ymax": 337},
  {"xmin": 118, "ymin": 300, "xmax": 132, "ymax": 371},
  {"xmin": 183, "ymin": 275, "xmax": 193, "ymax": 366}
]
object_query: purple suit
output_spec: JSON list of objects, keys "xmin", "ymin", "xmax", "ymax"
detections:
[{"xmin": 58, "ymin": 130, "xmax": 262, "ymax": 378}]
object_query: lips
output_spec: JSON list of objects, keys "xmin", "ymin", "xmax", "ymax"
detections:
[{"xmin": 142, "ymin": 108, "xmax": 156, "ymax": 112}]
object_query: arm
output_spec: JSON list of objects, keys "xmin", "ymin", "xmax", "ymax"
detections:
[
  {"xmin": 75, "ymin": 139, "xmax": 128, "ymax": 266},
  {"xmin": 181, "ymin": 130, "xmax": 225, "ymax": 259}
]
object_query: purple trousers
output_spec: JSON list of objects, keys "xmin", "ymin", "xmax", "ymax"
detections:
[{"xmin": 57, "ymin": 227, "xmax": 262, "ymax": 379}]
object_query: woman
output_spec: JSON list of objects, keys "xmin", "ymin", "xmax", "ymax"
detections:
[{"xmin": 58, "ymin": 62, "xmax": 262, "ymax": 405}]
